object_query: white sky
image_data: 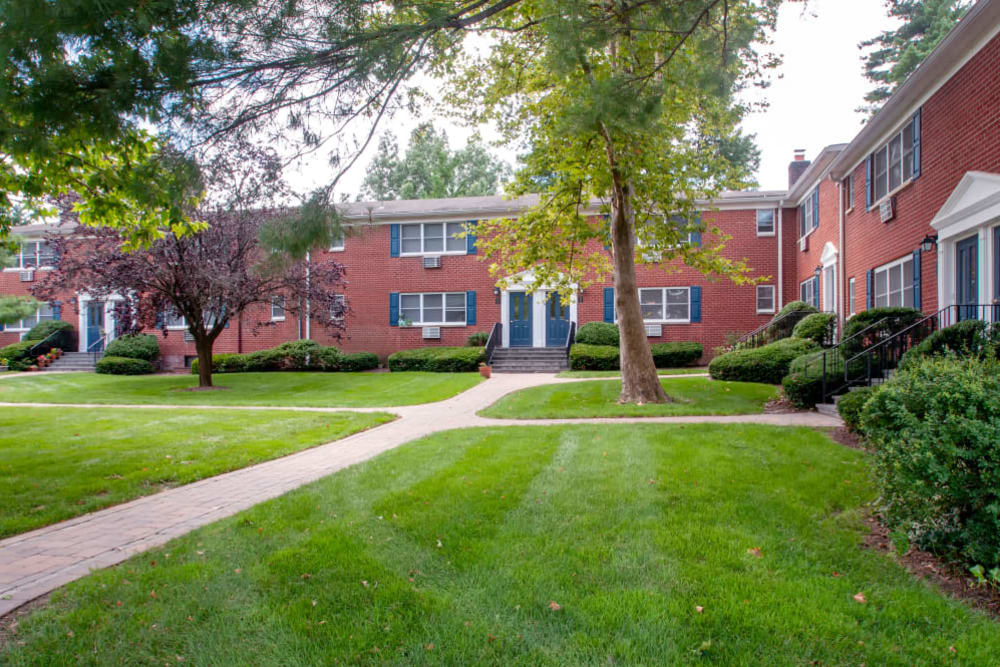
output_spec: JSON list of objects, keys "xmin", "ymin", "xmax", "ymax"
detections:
[{"xmin": 287, "ymin": 0, "xmax": 898, "ymax": 199}]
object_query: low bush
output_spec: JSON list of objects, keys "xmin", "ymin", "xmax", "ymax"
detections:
[
  {"xmin": 190, "ymin": 341, "xmax": 378, "ymax": 374},
  {"xmin": 569, "ymin": 344, "xmax": 619, "ymax": 371},
  {"xmin": 841, "ymin": 307, "xmax": 923, "ymax": 359},
  {"xmin": 781, "ymin": 351, "xmax": 845, "ymax": 408},
  {"xmin": 898, "ymin": 320, "xmax": 999, "ymax": 370},
  {"xmin": 837, "ymin": 386, "xmax": 876, "ymax": 433},
  {"xmin": 708, "ymin": 337, "xmax": 819, "ymax": 384},
  {"xmin": 105, "ymin": 334, "xmax": 160, "ymax": 361},
  {"xmin": 862, "ymin": 355, "xmax": 1000, "ymax": 568},
  {"xmin": 23, "ymin": 320, "xmax": 75, "ymax": 352},
  {"xmin": 575, "ymin": 322, "xmax": 620, "ymax": 347},
  {"xmin": 340, "ymin": 351, "xmax": 379, "ymax": 371},
  {"xmin": 792, "ymin": 312, "xmax": 837, "ymax": 347},
  {"xmin": 388, "ymin": 346, "xmax": 484, "ymax": 372},
  {"xmin": 0, "ymin": 341, "xmax": 39, "ymax": 371},
  {"xmin": 96, "ymin": 356, "xmax": 155, "ymax": 375},
  {"xmin": 774, "ymin": 300, "xmax": 818, "ymax": 319},
  {"xmin": 650, "ymin": 342, "xmax": 703, "ymax": 368},
  {"xmin": 466, "ymin": 332, "xmax": 489, "ymax": 347}
]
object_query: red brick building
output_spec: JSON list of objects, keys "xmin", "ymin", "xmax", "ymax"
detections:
[{"xmin": 3, "ymin": 0, "xmax": 1000, "ymax": 368}]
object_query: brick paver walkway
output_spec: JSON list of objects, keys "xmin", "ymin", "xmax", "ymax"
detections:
[{"xmin": 0, "ymin": 373, "xmax": 841, "ymax": 617}]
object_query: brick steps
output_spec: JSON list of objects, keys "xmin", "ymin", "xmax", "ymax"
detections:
[{"xmin": 491, "ymin": 348, "xmax": 568, "ymax": 373}]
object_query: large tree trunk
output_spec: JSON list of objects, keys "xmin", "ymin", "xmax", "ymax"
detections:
[
  {"xmin": 194, "ymin": 334, "xmax": 214, "ymax": 388},
  {"xmin": 605, "ymin": 162, "xmax": 669, "ymax": 404}
]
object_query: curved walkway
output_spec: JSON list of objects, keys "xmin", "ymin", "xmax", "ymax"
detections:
[{"xmin": 0, "ymin": 373, "xmax": 840, "ymax": 617}]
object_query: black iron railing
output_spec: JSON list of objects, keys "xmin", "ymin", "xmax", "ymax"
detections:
[
  {"xmin": 800, "ymin": 318, "xmax": 886, "ymax": 404},
  {"xmin": 484, "ymin": 322, "xmax": 502, "ymax": 365},
  {"xmin": 733, "ymin": 308, "xmax": 815, "ymax": 350},
  {"xmin": 88, "ymin": 335, "xmax": 107, "ymax": 366},
  {"xmin": 564, "ymin": 321, "xmax": 576, "ymax": 362},
  {"xmin": 28, "ymin": 329, "xmax": 66, "ymax": 356}
]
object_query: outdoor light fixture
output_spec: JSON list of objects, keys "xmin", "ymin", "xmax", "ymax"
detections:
[
  {"xmin": 493, "ymin": 286, "xmax": 501, "ymax": 304},
  {"xmin": 920, "ymin": 233, "xmax": 939, "ymax": 253}
]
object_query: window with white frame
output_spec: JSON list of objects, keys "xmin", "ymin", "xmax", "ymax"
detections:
[
  {"xmin": 331, "ymin": 294, "xmax": 346, "ymax": 321},
  {"xmin": 638, "ymin": 287, "xmax": 690, "ymax": 322},
  {"xmin": 6, "ymin": 303, "xmax": 55, "ymax": 331},
  {"xmin": 756, "ymin": 209, "xmax": 775, "ymax": 236},
  {"xmin": 330, "ymin": 230, "xmax": 345, "ymax": 251},
  {"xmin": 799, "ymin": 190, "xmax": 818, "ymax": 238},
  {"xmin": 400, "ymin": 222, "xmax": 466, "ymax": 255},
  {"xmin": 271, "ymin": 296, "xmax": 286, "ymax": 321},
  {"xmin": 873, "ymin": 255, "xmax": 915, "ymax": 308},
  {"xmin": 800, "ymin": 277, "xmax": 818, "ymax": 307},
  {"xmin": 10, "ymin": 240, "xmax": 55, "ymax": 270},
  {"xmin": 870, "ymin": 117, "xmax": 916, "ymax": 205},
  {"xmin": 848, "ymin": 277, "xmax": 856, "ymax": 316},
  {"xmin": 399, "ymin": 292, "xmax": 466, "ymax": 325},
  {"xmin": 164, "ymin": 309, "xmax": 186, "ymax": 329},
  {"xmin": 756, "ymin": 285, "xmax": 775, "ymax": 313},
  {"xmin": 822, "ymin": 265, "xmax": 836, "ymax": 313}
]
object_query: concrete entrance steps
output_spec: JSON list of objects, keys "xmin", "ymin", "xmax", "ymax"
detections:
[
  {"xmin": 491, "ymin": 347, "xmax": 569, "ymax": 373},
  {"xmin": 42, "ymin": 352, "xmax": 97, "ymax": 372}
]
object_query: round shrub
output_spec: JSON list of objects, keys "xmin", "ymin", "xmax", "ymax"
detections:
[
  {"xmin": 387, "ymin": 346, "xmax": 485, "ymax": 372},
  {"xmin": 23, "ymin": 319, "xmax": 75, "ymax": 351},
  {"xmin": 774, "ymin": 300, "xmax": 818, "ymax": 319},
  {"xmin": 569, "ymin": 344, "xmax": 619, "ymax": 371},
  {"xmin": 105, "ymin": 334, "xmax": 160, "ymax": 361},
  {"xmin": 0, "ymin": 341, "xmax": 39, "ymax": 371},
  {"xmin": 575, "ymin": 322, "xmax": 620, "ymax": 347},
  {"xmin": 340, "ymin": 351, "xmax": 379, "ymax": 372},
  {"xmin": 781, "ymin": 351, "xmax": 842, "ymax": 408},
  {"xmin": 649, "ymin": 342, "xmax": 703, "ymax": 368},
  {"xmin": 792, "ymin": 313, "xmax": 837, "ymax": 347},
  {"xmin": 466, "ymin": 332, "xmax": 489, "ymax": 347},
  {"xmin": 862, "ymin": 355, "xmax": 1000, "ymax": 567},
  {"xmin": 841, "ymin": 307, "xmax": 923, "ymax": 359},
  {"xmin": 898, "ymin": 320, "xmax": 999, "ymax": 370},
  {"xmin": 836, "ymin": 386, "xmax": 876, "ymax": 433},
  {"xmin": 708, "ymin": 338, "xmax": 819, "ymax": 384},
  {"xmin": 96, "ymin": 356, "xmax": 155, "ymax": 375}
]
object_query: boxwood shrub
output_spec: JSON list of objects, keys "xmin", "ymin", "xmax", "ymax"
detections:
[
  {"xmin": 575, "ymin": 322, "xmax": 620, "ymax": 347},
  {"xmin": 836, "ymin": 385, "xmax": 876, "ymax": 433},
  {"xmin": 388, "ymin": 346, "xmax": 485, "ymax": 372},
  {"xmin": 340, "ymin": 351, "xmax": 379, "ymax": 371},
  {"xmin": 105, "ymin": 334, "xmax": 160, "ymax": 361},
  {"xmin": 24, "ymin": 319, "xmax": 75, "ymax": 351},
  {"xmin": 840, "ymin": 307, "xmax": 923, "ymax": 359},
  {"xmin": 190, "ymin": 341, "xmax": 379, "ymax": 374},
  {"xmin": 0, "ymin": 341, "xmax": 39, "ymax": 371},
  {"xmin": 96, "ymin": 356, "xmax": 155, "ymax": 375},
  {"xmin": 862, "ymin": 355, "xmax": 1000, "ymax": 567},
  {"xmin": 708, "ymin": 337, "xmax": 819, "ymax": 384},
  {"xmin": 898, "ymin": 319, "xmax": 999, "ymax": 370},
  {"xmin": 791, "ymin": 312, "xmax": 837, "ymax": 347},
  {"xmin": 650, "ymin": 342, "xmax": 703, "ymax": 368},
  {"xmin": 569, "ymin": 344, "xmax": 619, "ymax": 370}
]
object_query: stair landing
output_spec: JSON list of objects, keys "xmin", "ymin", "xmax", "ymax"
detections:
[{"xmin": 491, "ymin": 347, "xmax": 569, "ymax": 373}]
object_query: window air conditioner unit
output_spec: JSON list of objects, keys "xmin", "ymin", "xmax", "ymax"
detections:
[
  {"xmin": 19, "ymin": 270, "xmax": 34, "ymax": 282},
  {"xmin": 799, "ymin": 235, "xmax": 808, "ymax": 252},
  {"xmin": 423, "ymin": 256, "xmax": 442, "ymax": 269},
  {"xmin": 879, "ymin": 197, "xmax": 896, "ymax": 223},
  {"xmin": 183, "ymin": 331, "xmax": 196, "ymax": 343},
  {"xmin": 422, "ymin": 326, "xmax": 441, "ymax": 339},
  {"xmin": 644, "ymin": 323, "xmax": 662, "ymax": 337}
]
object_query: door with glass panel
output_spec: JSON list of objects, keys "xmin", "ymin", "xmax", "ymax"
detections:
[
  {"xmin": 993, "ymin": 226, "xmax": 999, "ymax": 322},
  {"xmin": 956, "ymin": 235, "xmax": 978, "ymax": 321},
  {"xmin": 86, "ymin": 302, "xmax": 105, "ymax": 352},
  {"xmin": 509, "ymin": 292, "xmax": 532, "ymax": 347},
  {"xmin": 544, "ymin": 293, "xmax": 571, "ymax": 347}
]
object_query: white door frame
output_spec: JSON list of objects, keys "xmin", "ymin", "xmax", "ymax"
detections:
[
  {"xmin": 499, "ymin": 271, "xmax": 578, "ymax": 348},
  {"xmin": 820, "ymin": 242, "xmax": 838, "ymax": 315},
  {"xmin": 76, "ymin": 293, "xmax": 124, "ymax": 352}
]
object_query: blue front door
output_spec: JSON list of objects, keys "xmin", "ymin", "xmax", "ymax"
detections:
[
  {"xmin": 956, "ymin": 235, "xmax": 978, "ymax": 321},
  {"xmin": 86, "ymin": 302, "xmax": 105, "ymax": 352},
  {"xmin": 509, "ymin": 292, "xmax": 532, "ymax": 347},
  {"xmin": 545, "ymin": 293, "xmax": 571, "ymax": 347}
]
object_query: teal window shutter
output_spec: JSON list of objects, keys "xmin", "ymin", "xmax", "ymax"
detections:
[
  {"xmin": 866, "ymin": 270, "xmax": 874, "ymax": 310},
  {"xmin": 865, "ymin": 155, "xmax": 873, "ymax": 209},
  {"xmin": 466, "ymin": 290, "xmax": 477, "ymax": 325},
  {"xmin": 912, "ymin": 108, "xmax": 922, "ymax": 179},
  {"xmin": 912, "ymin": 250, "xmax": 922, "ymax": 311},
  {"xmin": 390, "ymin": 225, "xmax": 400, "ymax": 257},
  {"xmin": 603, "ymin": 288, "xmax": 615, "ymax": 323},
  {"xmin": 466, "ymin": 220, "xmax": 477, "ymax": 255},
  {"xmin": 812, "ymin": 190, "xmax": 820, "ymax": 230},
  {"xmin": 389, "ymin": 293, "xmax": 399, "ymax": 326},
  {"xmin": 690, "ymin": 286, "xmax": 701, "ymax": 323}
]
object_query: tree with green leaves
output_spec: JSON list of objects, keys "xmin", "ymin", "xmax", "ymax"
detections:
[
  {"xmin": 859, "ymin": 0, "xmax": 972, "ymax": 115},
  {"xmin": 360, "ymin": 122, "xmax": 509, "ymax": 200}
]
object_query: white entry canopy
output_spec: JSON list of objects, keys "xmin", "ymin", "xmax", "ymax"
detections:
[{"xmin": 931, "ymin": 171, "xmax": 1000, "ymax": 241}]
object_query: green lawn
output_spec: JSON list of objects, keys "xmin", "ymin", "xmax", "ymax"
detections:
[
  {"xmin": 557, "ymin": 368, "xmax": 708, "ymax": 378},
  {"xmin": 0, "ymin": 407, "xmax": 393, "ymax": 537},
  {"xmin": 0, "ymin": 371, "xmax": 482, "ymax": 407},
  {"xmin": 480, "ymin": 377, "xmax": 778, "ymax": 419},
  {"xmin": 4, "ymin": 424, "xmax": 997, "ymax": 665}
]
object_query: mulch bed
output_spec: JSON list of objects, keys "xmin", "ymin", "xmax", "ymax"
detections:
[
  {"xmin": 763, "ymin": 394, "xmax": 799, "ymax": 414},
  {"xmin": 825, "ymin": 426, "xmax": 863, "ymax": 450}
]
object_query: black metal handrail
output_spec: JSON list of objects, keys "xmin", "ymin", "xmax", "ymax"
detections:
[
  {"xmin": 733, "ymin": 308, "xmax": 814, "ymax": 350},
  {"xmin": 564, "ymin": 321, "xmax": 576, "ymax": 361},
  {"xmin": 800, "ymin": 317, "xmax": 886, "ymax": 404},
  {"xmin": 484, "ymin": 322, "xmax": 502, "ymax": 365},
  {"xmin": 87, "ymin": 335, "xmax": 107, "ymax": 366},
  {"xmin": 28, "ymin": 329, "xmax": 65, "ymax": 356}
]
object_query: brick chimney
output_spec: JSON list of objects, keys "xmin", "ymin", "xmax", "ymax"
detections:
[{"xmin": 788, "ymin": 149, "xmax": 810, "ymax": 189}]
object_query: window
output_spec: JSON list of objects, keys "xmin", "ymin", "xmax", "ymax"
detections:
[
  {"xmin": 844, "ymin": 175, "xmax": 854, "ymax": 210},
  {"xmin": 331, "ymin": 294, "xmax": 346, "ymax": 321},
  {"xmin": 398, "ymin": 292, "xmax": 466, "ymax": 325},
  {"xmin": 756, "ymin": 209, "xmax": 775, "ymax": 236},
  {"xmin": 6, "ymin": 304, "xmax": 54, "ymax": 331},
  {"xmin": 638, "ymin": 287, "xmax": 690, "ymax": 322},
  {"xmin": 822, "ymin": 265, "xmax": 836, "ymax": 313},
  {"xmin": 848, "ymin": 277, "xmax": 856, "ymax": 316},
  {"xmin": 271, "ymin": 296, "xmax": 286, "ymax": 321},
  {"xmin": 873, "ymin": 256, "xmax": 915, "ymax": 308},
  {"xmin": 800, "ymin": 277, "xmax": 818, "ymax": 308},
  {"xmin": 869, "ymin": 117, "xmax": 917, "ymax": 207},
  {"xmin": 164, "ymin": 309, "xmax": 186, "ymax": 329},
  {"xmin": 10, "ymin": 241, "xmax": 55, "ymax": 270},
  {"xmin": 400, "ymin": 222, "xmax": 466, "ymax": 255},
  {"xmin": 799, "ymin": 190, "xmax": 818, "ymax": 238},
  {"xmin": 330, "ymin": 231, "xmax": 345, "ymax": 251},
  {"xmin": 756, "ymin": 285, "xmax": 775, "ymax": 314}
]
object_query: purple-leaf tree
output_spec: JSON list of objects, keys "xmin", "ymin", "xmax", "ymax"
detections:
[{"xmin": 34, "ymin": 147, "xmax": 348, "ymax": 387}]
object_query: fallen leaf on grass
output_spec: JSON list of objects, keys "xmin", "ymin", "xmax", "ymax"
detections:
[
  {"xmin": 695, "ymin": 606, "xmax": 704, "ymax": 613},
  {"xmin": 853, "ymin": 592, "xmax": 867, "ymax": 604},
  {"xmin": 548, "ymin": 600, "xmax": 562, "ymax": 611},
  {"xmin": 425, "ymin": 643, "xmax": 434, "ymax": 651},
  {"xmin": 747, "ymin": 547, "xmax": 762, "ymax": 558}
]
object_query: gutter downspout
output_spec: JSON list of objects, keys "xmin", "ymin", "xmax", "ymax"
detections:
[
  {"xmin": 838, "ymin": 180, "xmax": 846, "ymax": 339},
  {"xmin": 305, "ymin": 251, "xmax": 311, "ymax": 341},
  {"xmin": 777, "ymin": 206, "xmax": 784, "ymax": 310}
]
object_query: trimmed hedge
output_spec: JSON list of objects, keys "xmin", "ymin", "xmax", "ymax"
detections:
[
  {"xmin": 190, "ymin": 340, "xmax": 379, "ymax": 374},
  {"xmin": 96, "ymin": 356, "xmax": 155, "ymax": 375},
  {"xmin": 775, "ymin": 300, "xmax": 817, "ymax": 319},
  {"xmin": 0, "ymin": 341, "xmax": 39, "ymax": 371},
  {"xmin": 105, "ymin": 334, "xmax": 160, "ymax": 361},
  {"xmin": 340, "ymin": 352, "xmax": 380, "ymax": 372},
  {"xmin": 388, "ymin": 346, "xmax": 485, "ymax": 372},
  {"xmin": 466, "ymin": 332, "xmax": 489, "ymax": 347},
  {"xmin": 841, "ymin": 307, "xmax": 923, "ymax": 359},
  {"xmin": 792, "ymin": 312, "xmax": 837, "ymax": 347},
  {"xmin": 575, "ymin": 322, "xmax": 620, "ymax": 347},
  {"xmin": 898, "ymin": 319, "xmax": 999, "ymax": 370},
  {"xmin": 837, "ymin": 386, "xmax": 875, "ymax": 433},
  {"xmin": 569, "ymin": 342, "xmax": 704, "ymax": 371},
  {"xmin": 862, "ymin": 355, "xmax": 1000, "ymax": 567},
  {"xmin": 708, "ymin": 337, "xmax": 819, "ymax": 384}
]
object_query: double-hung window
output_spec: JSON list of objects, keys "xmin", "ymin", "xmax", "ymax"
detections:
[
  {"xmin": 848, "ymin": 277, "xmax": 856, "ymax": 316},
  {"xmin": 638, "ymin": 287, "xmax": 690, "ymax": 323},
  {"xmin": 330, "ymin": 230, "xmax": 345, "ymax": 251},
  {"xmin": 399, "ymin": 292, "xmax": 466, "ymax": 325},
  {"xmin": 11, "ymin": 241, "xmax": 55, "ymax": 269},
  {"xmin": 7, "ymin": 304, "xmax": 55, "ymax": 331},
  {"xmin": 164, "ymin": 310, "xmax": 186, "ymax": 329},
  {"xmin": 756, "ymin": 285, "xmax": 776, "ymax": 314},
  {"xmin": 873, "ymin": 256, "xmax": 915, "ymax": 308},
  {"xmin": 331, "ymin": 294, "xmax": 346, "ymax": 321},
  {"xmin": 799, "ymin": 190, "xmax": 818, "ymax": 238},
  {"xmin": 756, "ymin": 209, "xmax": 775, "ymax": 236},
  {"xmin": 271, "ymin": 296, "xmax": 286, "ymax": 321},
  {"xmin": 800, "ymin": 277, "xmax": 818, "ymax": 308},
  {"xmin": 400, "ymin": 222, "xmax": 466, "ymax": 255},
  {"xmin": 868, "ymin": 114, "xmax": 919, "ymax": 207}
]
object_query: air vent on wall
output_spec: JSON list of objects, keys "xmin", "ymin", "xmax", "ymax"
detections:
[
  {"xmin": 422, "ymin": 256, "xmax": 442, "ymax": 269},
  {"xmin": 644, "ymin": 323, "xmax": 662, "ymax": 337},
  {"xmin": 422, "ymin": 326, "xmax": 441, "ymax": 339},
  {"xmin": 879, "ymin": 197, "xmax": 896, "ymax": 223},
  {"xmin": 19, "ymin": 270, "xmax": 34, "ymax": 282}
]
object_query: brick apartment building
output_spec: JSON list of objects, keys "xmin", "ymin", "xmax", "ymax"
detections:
[{"xmin": 3, "ymin": 0, "xmax": 1000, "ymax": 369}]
